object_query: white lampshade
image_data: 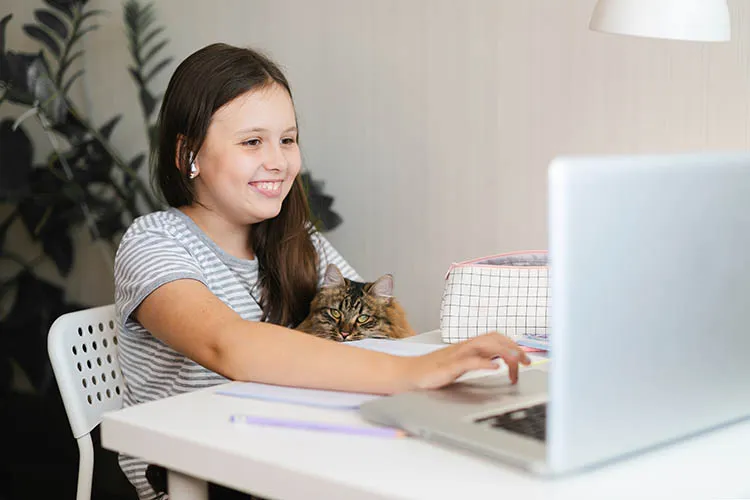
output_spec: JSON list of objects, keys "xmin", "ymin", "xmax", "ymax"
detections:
[{"xmin": 589, "ymin": 0, "xmax": 731, "ymax": 42}]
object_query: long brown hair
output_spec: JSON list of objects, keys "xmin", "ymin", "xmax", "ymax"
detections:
[{"xmin": 153, "ymin": 43, "xmax": 318, "ymax": 327}]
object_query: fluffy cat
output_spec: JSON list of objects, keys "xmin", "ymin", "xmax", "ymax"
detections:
[{"xmin": 297, "ymin": 264, "xmax": 416, "ymax": 341}]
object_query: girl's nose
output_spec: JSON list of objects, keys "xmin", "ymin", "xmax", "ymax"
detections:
[{"xmin": 263, "ymin": 144, "xmax": 287, "ymax": 171}]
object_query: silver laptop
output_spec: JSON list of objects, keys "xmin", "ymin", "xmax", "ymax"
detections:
[{"xmin": 360, "ymin": 152, "xmax": 750, "ymax": 476}]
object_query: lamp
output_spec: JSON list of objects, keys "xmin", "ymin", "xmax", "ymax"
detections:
[{"xmin": 589, "ymin": 0, "xmax": 731, "ymax": 42}]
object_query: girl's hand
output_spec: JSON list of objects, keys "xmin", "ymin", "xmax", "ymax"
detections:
[{"xmin": 398, "ymin": 333, "xmax": 531, "ymax": 391}]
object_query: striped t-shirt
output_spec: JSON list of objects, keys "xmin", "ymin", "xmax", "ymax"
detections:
[{"xmin": 113, "ymin": 207, "xmax": 360, "ymax": 500}]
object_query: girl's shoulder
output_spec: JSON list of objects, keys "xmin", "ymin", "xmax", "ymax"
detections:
[{"xmin": 121, "ymin": 207, "xmax": 188, "ymax": 242}]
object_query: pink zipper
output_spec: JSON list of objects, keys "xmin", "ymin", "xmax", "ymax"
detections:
[{"xmin": 445, "ymin": 250, "xmax": 548, "ymax": 279}]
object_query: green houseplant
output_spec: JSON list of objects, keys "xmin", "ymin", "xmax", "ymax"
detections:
[
  {"xmin": 0, "ymin": 1, "xmax": 171, "ymax": 497},
  {"xmin": 0, "ymin": 0, "xmax": 169, "ymax": 399}
]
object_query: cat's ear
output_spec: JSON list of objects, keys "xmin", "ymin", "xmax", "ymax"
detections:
[
  {"xmin": 322, "ymin": 263, "xmax": 346, "ymax": 288},
  {"xmin": 369, "ymin": 274, "xmax": 394, "ymax": 299}
]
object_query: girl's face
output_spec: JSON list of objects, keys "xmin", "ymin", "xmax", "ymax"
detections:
[{"xmin": 191, "ymin": 83, "xmax": 301, "ymax": 225}]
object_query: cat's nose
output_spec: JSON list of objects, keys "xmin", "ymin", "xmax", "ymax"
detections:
[{"xmin": 340, "ymin": 331, "xmax": 351, "ymax": 339}]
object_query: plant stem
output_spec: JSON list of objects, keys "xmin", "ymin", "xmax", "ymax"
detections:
[
  {"xmin": 51, "ymin": 3, "xmax": 161, "ymax": 214},
  {"xmin": 55, "ymin": 7, "xmax": 82, "ymax": 89},
  {"xmin": 0, "ymin": 251, "xmax": 46, "ymax": 271},
  {"xmin": 108, "ymin": 177, "xmax": 138, "ymax": 225},
  {"xmin": 60, "ymin": 104, "xmax": 161, "ymax": 212},
  {"xmin": 0, "ymin": 207, "xmax": 20, "ymax": 232},
  {"xmin": 36, "ymin": 112, "xmax": 115, "ymax": 270},
  {"xmin": 86, "ymin": 113, "xmax": 161, "ymax": 211}
]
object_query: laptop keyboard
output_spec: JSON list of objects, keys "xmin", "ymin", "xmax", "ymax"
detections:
[{"xmin": 477, "ymin": 403, "xmax": 547, "ymax": 441}]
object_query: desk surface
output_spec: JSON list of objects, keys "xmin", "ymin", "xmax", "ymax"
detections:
[{"xmin": 101, "ymin": 331, "xmax": 750, "ymax": 499}]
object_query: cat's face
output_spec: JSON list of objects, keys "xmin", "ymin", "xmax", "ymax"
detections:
[{"xmin": 305, "ymin": 264, "xmax": 395, "ymax": 342}]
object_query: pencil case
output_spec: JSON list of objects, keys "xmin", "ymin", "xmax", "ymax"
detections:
[{"xmin": 439, "ymin": 251, "xmax": 550, "ymax": 344}]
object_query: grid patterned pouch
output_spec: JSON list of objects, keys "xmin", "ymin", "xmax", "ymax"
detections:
[{"xmin": 439, "ymin": 251, "xmax": 550, "ymax": 345}]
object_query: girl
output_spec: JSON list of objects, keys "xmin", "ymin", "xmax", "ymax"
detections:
[{"xmin": 114, "ymin": 43, "xmax": 530, "ymax": 500}]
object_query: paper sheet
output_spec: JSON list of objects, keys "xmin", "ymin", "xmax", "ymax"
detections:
[{"xmin": 216, "ymin": 382, "xmax": 380, "ymax": 409}]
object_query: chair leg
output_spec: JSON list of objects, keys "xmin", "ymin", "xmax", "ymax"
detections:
[{"xmin": 75, "ymin": 434, "xmax": 94, "ymax": 500}]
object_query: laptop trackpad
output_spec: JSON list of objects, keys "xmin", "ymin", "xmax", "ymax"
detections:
[{"xmin": 426, "ymin": 369, "xmax": 548, "ymax": 406}]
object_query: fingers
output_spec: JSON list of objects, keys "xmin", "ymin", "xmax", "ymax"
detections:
[
  {"xmin": 458, "ymin": 333, "xmax": 531, "ymax": 384},
  {"xmin": 463, "ymin": 333, "xmax": 531, "ymax": 364},
  {"xmin": 456, "ymin": 357, "xmax": 498, "ymax": 375},
  {"xmin": 508, "ymin": 356, "xmax": 519, "ymax": 384}
]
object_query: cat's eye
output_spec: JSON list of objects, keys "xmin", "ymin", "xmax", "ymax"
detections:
[
  {"xmin": 328, "ymin": 308, "xmax": 341, "ymax": 320},
  {"xmin": 356, "ymin": 314, "xmax": 370, "ymax": 324}
]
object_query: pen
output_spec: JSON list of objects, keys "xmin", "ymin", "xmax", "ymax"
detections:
[{"xmin": 229, "ymin": 414, "xmax": 407, "ymax": 438}]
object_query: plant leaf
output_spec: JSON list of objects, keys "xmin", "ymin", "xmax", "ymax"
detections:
[
  {"xmin": 0, "ymin": 15, "xmax": 22, "ymax": 104},
  {"xmin": 19, "ymin": 197, "xmax": 52, "ymax": 239},
  {"xmin": 34, "ymin": 9, "xmax": 68, "ymax": 40},
  {"xmin": 301, "ymin": 172, "xmax": 342, "ymax": 232},
  {"xmin": 0, "ymin": 209, "xmax": 17, "ymax": 248},
  {"xmin": 11, "ymin": 107, "xmax": 39, "ymax": 131},
  {"xmin": 127, "ymin": 66, "xmax": 142, "ymax": 85},
  {"xmin": 144, "ymin": 57, "xmax": 171, "ymax": 82},
  {"xmin": 68, "ymin": 25, "xmax": 97, "ymax": 48},
  {"xmin": 1, "ymin": 271, "xmax": 75, "ymax": 391},
  {"xmin": 57, "ymin": 48, "xmax": 83, "ymax": 81},
  {"xmin": 126, "ymin": 35, "xmax": 138, "ymax": 63},
  {"xmin": 148, "ymin": 124, "xmax": 158, "ymax": 149},
  {"xmin": 1, "ymin": 51, "xmax": 38, "ymax": 105},
  {"xmin": 99, "ymin": 114, "xmax": 121, "ymax": 139},
  {"xmin": 75, "ymin": 136, "xmax": 115, "ymax": 183},
  {"xmin": 27, "ymin": 56, "xmax": 67, "ymax": 123},
  {"xmin": 139, "ymin": 87, "xmax": 156, "ymax": 117},
  {"xmin": 79, "ymin": 9, "xmax": 107, "ymax": 25},
  {"xmin": 137, "ymin": 3, "xmax": 156, "ymax": 28},
  {"xmin": 42, "ymin": 222, "xmax": 74, "ymax": 275},
  {"xmin": 0, "ymin": 119, "xmax": 33, "ymax": 199},
  {"xmin": 142, "ymin": 39, "xmax": 167, "ymax": 66},
  {"xmin": 94, "ymin": 206, "xmax": 124, "ymax": 239},
  {"xmin": 23, "ymin": 25, "xmax": 61, "ymax": 58},
  {"xmin": 51, "ymin": 108, "xmax": 87, "ymax": 141},
  {"xmin": 43, "ymin": 0, "xmax": 73, "ymax": 19},
  {"xmin": 129, "ymin": 153, "xmax": 146, "ymax": 172},
  {"xmin": 140, "ymin": 26, "xmax": 165, "ymax": 49},
  {"xmin": 123, "ymin": 1, "xmax": 140, "ymax": 33},
  {"xmin": 63, "ymin": 68, "xmax": 83, "ymax": 94},
  {"xmin": 0, "ymin": 14, "xmax": 12, "ymax": 56}
]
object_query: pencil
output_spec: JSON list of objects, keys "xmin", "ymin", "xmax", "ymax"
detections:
[{"xmin": 229, "ymin": 414, "xmax": 407, "ymax": 438}]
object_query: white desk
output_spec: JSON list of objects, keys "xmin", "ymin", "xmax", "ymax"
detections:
[{"xmin": 101, "ymin": 331, "xmax": 750, "ymax": 499}]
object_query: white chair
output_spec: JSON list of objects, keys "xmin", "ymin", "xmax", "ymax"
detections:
[{"xmin": 48, "ymin": 304, "xmax": 124, "ymax": 500}]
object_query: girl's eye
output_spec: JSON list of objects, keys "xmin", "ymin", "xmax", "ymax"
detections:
[
  {"xmin": 242, "ymin": 139, "xmax": 261, "ymax": 147},
  {"xmin": 328, "ymin": 309, "xmax": 341, "ymax": 320},
  {"xmin": 356, "ymin": 314, "xmax": 370, "ymax": 324},
  {"xmin": 281, "ymin": 137, "xmax": 296, "ymax": 145}
]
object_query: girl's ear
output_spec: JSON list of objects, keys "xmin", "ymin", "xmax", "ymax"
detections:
[
  {"xmin": 175, "ymin": 134, "xmax": 198, "ymax": 174},
  {"xmin": 175, "ymin": 134, "xmax": 187, "ymax": 174},
  {"xmin": 322, "ymin": 264, "xmax": 346, "ymax": 288}
]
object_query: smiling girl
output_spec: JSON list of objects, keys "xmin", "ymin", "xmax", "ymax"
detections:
[{"xmin": 114, "ymin": 43, "xmax": 529, "ymax": 499}]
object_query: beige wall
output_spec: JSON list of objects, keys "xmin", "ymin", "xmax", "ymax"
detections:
[{"xmin": 5, "ymin": 0, "xmax": 750, "ymax": 331}]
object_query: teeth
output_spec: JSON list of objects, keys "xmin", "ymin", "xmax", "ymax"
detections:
[{"xmin": 255, "ymin": 181, "xmax": 280, "ymax": 192}]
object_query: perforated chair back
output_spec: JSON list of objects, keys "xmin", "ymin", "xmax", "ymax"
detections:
[{"xmin": 48, "ymin": 304, "xmax": 124, "ymax": 500}]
